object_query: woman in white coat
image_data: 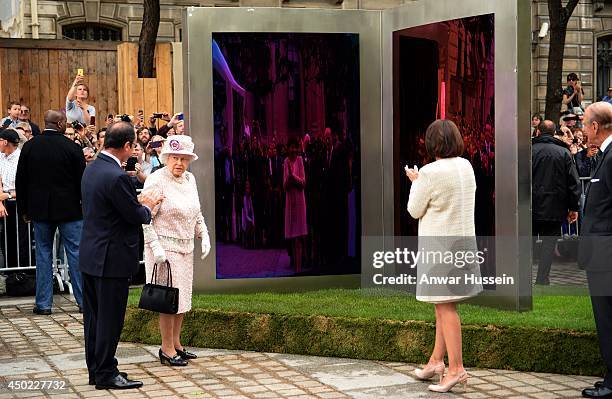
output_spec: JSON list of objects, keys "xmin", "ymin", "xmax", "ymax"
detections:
[
  {"xmin": 406, "ymin": 119, "xmax": 482, "ymax": 393},
  {"xmin": 142, "ymin": 135, "xmax": 211, "ymax": 367}
]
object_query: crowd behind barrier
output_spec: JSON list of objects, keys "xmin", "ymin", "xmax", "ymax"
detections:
[{"xmin": 0, "ymin": 71, "xmax": 603, "ymax": 294}]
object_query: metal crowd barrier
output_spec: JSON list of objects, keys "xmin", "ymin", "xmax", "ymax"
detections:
[{"xmin": 0, "ymin": 199, "xmax": 74, "ymax": 295}]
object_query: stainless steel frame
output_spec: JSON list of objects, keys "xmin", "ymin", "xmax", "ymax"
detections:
[
  {"xmin": 184, "ymin": 1, "xmax": 531, "ymax": 310},
  {"xmin": 381, "ymin": 0, "xmax": 532, "ymax": 310},
  {"xmin": 183, "ymin": 6, "xmax": 381, "ymax": 293}
]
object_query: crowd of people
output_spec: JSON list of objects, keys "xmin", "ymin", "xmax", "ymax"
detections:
[
  {"xmin": 214, "ymin": 126, "xmax": 359, "ymax": 274},
  {"xmin": 0, "ymin": 73, "xmax": 188, "ymax": 271},
  {"xmin": 0, "ymin": 69, "xmax": 212, "ymax": 389}
]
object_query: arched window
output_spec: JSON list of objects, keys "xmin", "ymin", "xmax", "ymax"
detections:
[
  {"xmin": 597, "ymin": 35, "xmax": 612, "ymax": 99},
  {"xmin": 62, "ymin": 23, "xmax": 122, "ymax": 41}
]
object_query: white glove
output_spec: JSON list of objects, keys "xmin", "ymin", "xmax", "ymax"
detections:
[
  {"xmin": 149, "ymin": 240, "xmax": 166, "ymax": 264},
  {"xmin": 201, "ymin": 235, "xmax": 211, "ymax": 259}
]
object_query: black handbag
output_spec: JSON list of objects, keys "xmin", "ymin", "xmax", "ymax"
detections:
[
  {"xmin": 6, "ymin": 272, "xmax": 36, "ymax": 296},
  {"xmin": 138, "ymin": 261, "xmax": 179, "ymax": 314}
]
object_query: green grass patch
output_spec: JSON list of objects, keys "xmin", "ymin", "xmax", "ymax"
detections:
[
  {"xmin": 128, "ymin": 288, "xmax": 595, "ymax": 331},
  {"xmin": 123, "ymin": 288, "xmax": 600, "ymax": 375}
]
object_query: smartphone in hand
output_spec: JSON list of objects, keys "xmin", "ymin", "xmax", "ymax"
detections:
[
  {"xmin": 90, "ymin": 115, "xmax": 96, "ymax": 125},
  {"xmin": 125, "ymin": 157, "xmax": 138, "ymax": 172},
  {"xmin": 77, "ymin": 68, "xmax": 84, "ymax": 76},
  {"xmin": 178, "ymin": 113, "xmax": 184, "ymax": 121}
]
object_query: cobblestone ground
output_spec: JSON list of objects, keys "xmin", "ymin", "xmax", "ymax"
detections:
[{"xmin": 0, "ymin": 295, "xmax": 600, "ymax": 399}]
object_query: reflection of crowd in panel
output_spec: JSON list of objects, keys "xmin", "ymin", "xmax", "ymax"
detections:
[{"xmin": 215, "ymin": 126, "xmax": 357, "ymax": 272}]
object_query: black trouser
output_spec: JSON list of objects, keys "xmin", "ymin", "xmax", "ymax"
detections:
[
  {"xmin": 533, "ymin": 220, "xmax": 562, "ymax": 284},
  {"xmin": 587, "ymin": 271, "xmax": 612, "ymax": 388},
  {"xmin": 82, "ymin": 272, "xmax": 130, "ymax": 383}
]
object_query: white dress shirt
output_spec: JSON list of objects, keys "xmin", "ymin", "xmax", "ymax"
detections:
[
  {"xmin": 0, "ymin": 147, "xmax": 21, "ymax": 192},
  {"xmin": 101, "ymin": 150, "xmax": 122, "ymax": 167},
  {"xmin": 600, "ymin": 134, "xmax": 612, "ymax": 153}
]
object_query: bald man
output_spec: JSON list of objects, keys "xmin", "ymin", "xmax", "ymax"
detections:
[
  {"xmin": 15, "ymin": 109, "xmax": 86, "ymax": 315},
  {"xmin": 532, "ymin": 119, "xmax": 580, "ymax": 285},
  {"xmin": 579, "ymin": 102, "xmax": 612, "ymax": 399}
]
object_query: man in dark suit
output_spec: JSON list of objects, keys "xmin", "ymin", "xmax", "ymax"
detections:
[
  {"xmin": 579, "ymin": 102, "xmax": 612, "ymax": 399},
  {"xmin": 15, "ymin": 110, "xmax": 86, "ymax": 315},
  {"xmin": 80, "ymin": 121, "xmax": 162, "ymax": 390}
]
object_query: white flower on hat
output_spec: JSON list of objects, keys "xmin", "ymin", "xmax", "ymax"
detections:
[{"xmin": 160, "ymin": 135, "xmax": 199, "ymax": 162}]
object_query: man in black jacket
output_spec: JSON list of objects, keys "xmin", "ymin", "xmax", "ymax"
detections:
[
  {"xmin": 80, "ymin": 121, "xmax": 162, "ymax": 390},
  {"xmin": 15, "ymin": 110, "xmax": 86, "ymax": 315},
  {"xmin": 532, "ymin": 120, "xmax": 580, "ymax": 285},
  {"xmin": 579, "ymin": 102, "xmax": 612, "ymax": 399}
]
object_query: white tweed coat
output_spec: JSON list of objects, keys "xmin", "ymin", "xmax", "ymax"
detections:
[{"xmin": 407, "ymin": 157, "xmax": 483, "ymax": 303}]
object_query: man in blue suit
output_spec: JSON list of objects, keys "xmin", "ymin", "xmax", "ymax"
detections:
[{"xmin": 80, "ymin": 121, "xmax": 162, "ymax": 390}]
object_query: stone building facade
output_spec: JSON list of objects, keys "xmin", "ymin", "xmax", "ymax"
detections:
[
  {"xmin": 5, "ymin": 0, "xmax": 612, "ymax": 115},
  {"xmin": 1, "ymin": 0, "xmax": 411, "ymax": 43},
  {"xmin": 532, "ymin": 0, "xmax": 612, "ymax": 115}
]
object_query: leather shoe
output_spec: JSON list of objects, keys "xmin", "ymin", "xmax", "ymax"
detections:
[
  {"xmin": 176, "ymin": 347, "xmax": 198, "ymax": 360},
  {"xmin": 159, "ymin": 349, "xmax": 188, "ymax": 366},
  {"xmin": 582, "ymin": 385, "xmax": 612, "ymax": 398},
  {"xmin": 33, "ymin": 306, "xmax": 52, "ymax": 315},
  {"xmin": 95, "ymin": 374, "xmax": 142, "ymax": 390},
  {"xmin": 89, "ymin": 372, "xmax": 128, "ymax": 386}
]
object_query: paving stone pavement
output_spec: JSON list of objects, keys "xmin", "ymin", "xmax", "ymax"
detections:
[{"xmin": 0, "ymin": 295, "xmax": 601, "ymax": 399}]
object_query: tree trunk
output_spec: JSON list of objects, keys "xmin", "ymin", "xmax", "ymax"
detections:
[
  {"xmin": 138, "ymin": 0, "xmax": 160, "ymax": 78},
  {"xmin": 544, "ymin": 0, "xmax": 580, "ymax": 121}
]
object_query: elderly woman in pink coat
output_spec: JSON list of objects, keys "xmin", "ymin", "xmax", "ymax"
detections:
[{"xmin": 142, "ymin": 135, "xmax": 211, "ymax": 367}]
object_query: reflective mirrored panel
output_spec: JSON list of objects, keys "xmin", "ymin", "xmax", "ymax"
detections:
[
  {"xmin": 212, "ymin": 33, "xmax": 361, "ymax": 279},
  {"xmin": 393, "ymin": 14, "xmax": 496, "ymax": 237}
]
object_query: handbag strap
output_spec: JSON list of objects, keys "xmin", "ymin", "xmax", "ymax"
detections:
[{"xmin": 151, "ymin": 260, "xmax": 173, "ymax": 288}]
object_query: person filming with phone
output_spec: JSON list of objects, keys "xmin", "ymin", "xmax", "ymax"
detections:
[
  {"xmin": 563, "ymin": 73, "xmax": 584, "ymax": 115},
  {"xmin": 122, "ymin": 142, "xmax": 147, "ymax": 189},
  {"xmin": 66, "ymin": 69, "xmax": 96, "ymax": 132}
]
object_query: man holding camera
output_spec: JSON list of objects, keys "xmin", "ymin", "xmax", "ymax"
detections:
[
  {"xmin": 563, "ymin": 73, "xmax": 584, "ymax": 114},
  {"xmin": 15, "ymin": 110, "xmax": 86, "ymax": 315}
]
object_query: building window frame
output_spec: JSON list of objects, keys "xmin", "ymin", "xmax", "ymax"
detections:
[{"xmin": 57, "ymin": 18, "xmax": 127, "ymax": 41}]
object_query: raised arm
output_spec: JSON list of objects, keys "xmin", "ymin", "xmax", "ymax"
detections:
[{"xmin": 67, "ymin": 74, "xmax": 84, "ymax": 102}]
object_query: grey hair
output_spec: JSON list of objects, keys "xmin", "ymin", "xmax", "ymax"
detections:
[{"xmin": 587, "ymin": 102, "xmax": 612, "ymax": 130}]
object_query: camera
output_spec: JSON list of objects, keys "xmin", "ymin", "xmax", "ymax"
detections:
[
  {"xmin": 117, "ymin": 114, "xmax": 131, "ymax": 123},
  {"xmin": 572, "ymin": 137, "xmax": 579, "ymax": 144},
  {"xmin": 71, "ymin": 120, "xmax": 84, "ymax": 130},
  {"xmin": 152, "ymin": 113, "xmax": 164, "ymax": 119}
]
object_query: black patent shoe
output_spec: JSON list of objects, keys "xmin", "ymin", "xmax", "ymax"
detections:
[
  {"xmin": 95, "ymin": 374, "xmax": 142, "ymax": 390},
  {"xmin": 175, "ymin": 347, "xmax": 198, "ymax": 360},
  {"xmin": 159, "ymin": 349, "xmax": 188, "ymax": 366},
  {"xmin": 582, "ymin": 385, "xmax": 612, "ymax": 398},
  {"xmin": 89, "ymin": 372, "xmax": 128, "ymax": 385}
]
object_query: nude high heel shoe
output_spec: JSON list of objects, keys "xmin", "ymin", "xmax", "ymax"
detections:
[
  {"xmin": 414, "ymin": 362, "xmax": 445, "ymax": 382},
  {"xmin": 428, "ymin": 371, "xmax": 468, "ymax": 393}
]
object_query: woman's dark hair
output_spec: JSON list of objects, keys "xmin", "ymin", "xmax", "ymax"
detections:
[
  {"xmin": 104, "ymin": 121, "xmax": 135, "ymax": 149},
  {"xmin": 531, "ymin": 113, "xmax": 542, "ymax": 121},
  {"xmin": 424, "ymin": 119, "xmax": 464, "ymax": 159}
]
